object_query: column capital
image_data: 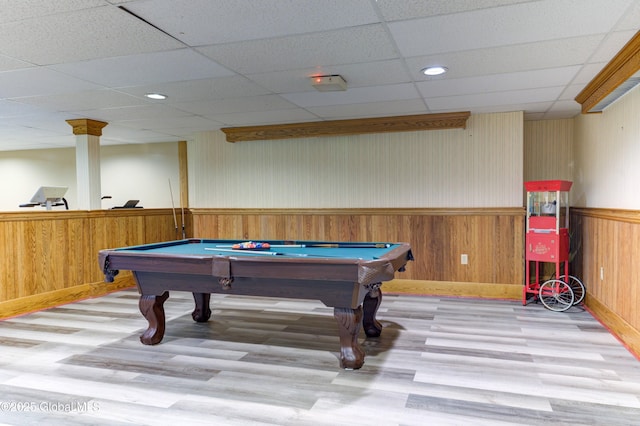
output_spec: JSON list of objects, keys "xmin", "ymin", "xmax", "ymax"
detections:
[{"xmin": 66, "ymin": 119, "xmax": 108, "ymax": 136}]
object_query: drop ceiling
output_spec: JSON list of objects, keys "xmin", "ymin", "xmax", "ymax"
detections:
[{"xmin": 0, "ymin": 0, "xmax": 638, "ymax": 151}]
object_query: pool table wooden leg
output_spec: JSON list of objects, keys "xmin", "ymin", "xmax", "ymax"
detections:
[
  {"xmin": 138, "ymin": 291, "xmax": 169, "ymax": 345},
  {"xmin": 334, "ymin": 306, "xmax": 365, "ymax": 369},
  {"xmin": 362, "ymin": 285, "xmax": 383, "ymax": 337},
  {"xmin": 192, "ymin": 292, "xmax": 212, "ymax": 322}
]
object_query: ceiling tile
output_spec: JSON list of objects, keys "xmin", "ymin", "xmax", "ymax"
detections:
[
  {"xmin": 116, "ymin": 115, "xmax": 223, "ymax": 132},
  {"xmin": 72, "ymin": 104, "xmax": 192, "ymax": 122},
  {"xmin": 616, "ymin": 1, "xmax": 640, "ymax": 30},
  {"xmin": 50, "ymin": 49, "xmax": 235, "ymax": 88},
  {"xmin": 572, "ymin": 63, "xmax": 608, "ymax": 85},
  {"xmin": 546, "ymin": 100, "xmax": 582, "ymax": 116},
  {"xmin": 125, "ymin": 0, "xmax": 379, "ymax": 45},
  {"xmin": 13, "ymin": 89, "xmax": 147, "ymax": 111},
  {"xmin": 4, "ymin": 111, "xmax": 88, "ymax": 133},
  {"xmin": 405, "ymin": 35, "xmax": 606, "ymax": 80},
  {"xmin": 0, "ymin": 5, "xmax": 183, "ymax": 65},
  {"xmin": 208, "ymin": 109, "xmax": 319, "ymax": 126},
  {"xmin": 417, "ymin": 66, "xmax": 581, "ymax": 98},
  {"xmin": 0, "ymin": 68, "xmax": 100, "ymax": 99},
  {"xmin": 101, "ymin": 125, "xmax": 179, "ymax": 143},
  {"xmin": 306, "ymin": 99, "xmax": 429, "ymax": 119},
  {"xmin": 172, "ymin": 95, "xmax": 298, "ymax": 116},
  {"xmin": 388, "ymin": 0, "xmax": 634, "ymax": 57},
  {"xmin": 281, "ymin": 83, "xmax": 421, "ymax": 108},
  {"xmin": 472, "ymin": 101, "xmax": 553, "ymax": 115},
  {"xmin": 589, "ymin": 29, "xmax": 639, "ymax": 63},
  {"xmin": 426, "ymin": 87, "xmax": 565, "ymax": 110},
  {"xmin": 0, "ymin": 53, "xmax": 34, "ymax": 72},
  {"xmin": 0, "ymin": 0, "xmax": 106, "ymax": 23},
  {"xmin": 0, "ymin": 100, "xmax": 51, "ymax": 118},
  {"xmin": 375, "ymin": 0, "xmax": 533, "ymax": 21},
  {"xmin": 197, "ymin": 25, "xmax": 398, "ymax": 74},
  {"xmin": 116, "ymin": 76, "xmax": 271, "ymax": 102}
]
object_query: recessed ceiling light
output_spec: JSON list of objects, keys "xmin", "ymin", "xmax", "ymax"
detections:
[
  {"xmin": 421, "ymin": 66, "xmax": 448, "ymax": 76},
  {"xmin": 145, "ymin": 93, "xmax": 167, "ymax": 100}
]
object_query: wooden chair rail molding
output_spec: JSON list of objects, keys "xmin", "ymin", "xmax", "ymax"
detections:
[
  {"xmin": 189, "ymin": 207, "xmax": 523, "ymax": 216},
  {"xmin": 0, "ymin": 208, "xmax": 184, "ymax": 222},
  {"xmin": 220, "ymin": 111, "xmax": 471, "ymax": 142},
  {"xmin": 575, "ymin": 30, "xmax": 640, "ymax": 113},
  {"xmin": 571, "ymin": 207, "xmax": 640, "ymax": 224}
]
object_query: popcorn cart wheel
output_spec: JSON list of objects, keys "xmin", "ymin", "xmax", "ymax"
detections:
[
  {"xmin": 538, "ymin": 279, "xmax": 574, "ymax": 311},
  {"xmin": 557, "ymin": 274, "xmax": 586, "ymax": 305}
]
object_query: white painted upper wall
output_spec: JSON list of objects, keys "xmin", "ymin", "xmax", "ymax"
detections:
[
  {"xmin": 188, "ymin": 112, "xmax": 524, "ymax": 208},
  {"xmin": 573, "ymin": 84, "xmax": 640, "ymax": 209},
  {"xmin": 3, "ymin": 99, "xmax": 638, "ymax": 212},
  {"xmin": 0, "ymin": 112, "xmax": 533, "ymax": 211},
  {"xmin": 0, "ymin": 142, "xmax": 180, "ymax": 211}
]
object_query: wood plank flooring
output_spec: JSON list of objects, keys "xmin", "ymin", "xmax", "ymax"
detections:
[{"xmin": 1, "ymin": 289, "xmax": 639, "ymax": 425}]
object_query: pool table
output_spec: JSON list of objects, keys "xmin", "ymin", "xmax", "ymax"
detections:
[{"xmin": 98, "ymin": 238, "xmax": 413, "ymax": 369}]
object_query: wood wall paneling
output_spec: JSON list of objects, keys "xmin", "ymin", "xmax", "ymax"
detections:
[
  {"xmin": 191, "ymin": 208, "xmax": 525, "ymax": 287},
  {"xmin": 523, "ymin": 119, "xmax": 574, "ymax": 185},
  {"xmin": 570, "ymin": 208, "xmax": 640, "ymax": 355},
  {"xmin": 0, "ymin": 209, "xmax": 189, "ymax": 317}
]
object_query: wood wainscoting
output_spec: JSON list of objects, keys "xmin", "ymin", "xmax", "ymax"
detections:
[
  {"xmin": 190, "ymin": 208, "xmax": 525, "ymax": 299},
  {"xmin": 570, "ymin": 208, "xmax": 640, "ymax": 355},
  {"xmin": 0, "ymin": 208, "xmax": 190, "ymax": 319},
  {"xmin": 1, "ymin": 207, "xmax": 525, "ymax": 318}
]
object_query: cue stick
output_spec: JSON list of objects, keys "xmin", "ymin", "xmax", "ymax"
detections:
[
  {"xmin": 180, "ymin": 198, "xmax": 186, "ymax": 239},
  {"xmin": 212, "ymin": 243, "xmax": 390, "ymax": 249},
  {"xmin": 213, "ymin": 244, "xmax": 306, "ymax": 248},
  {"xmin": 204, "ymin": 248, "xmax": 279, "ymax": 256},
  {"xmin": 303, "ymin": 243, "xmax": 391, "ymax": 248},
  {"xmin": 168, "ymin": 179, "xmax": 178, "ymax": 239},
  {"xmin": 204, "ymin": 248, "xmax": 356, "ymax": 258}
]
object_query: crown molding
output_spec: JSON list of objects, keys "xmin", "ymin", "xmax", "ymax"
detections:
[
  {"xmin": 221, "ymin": 111, "xmax": 471, "ymax": 143},
  {"xmin": 575, "ymin": 30, "xmax": 640, "ymax": 113}
]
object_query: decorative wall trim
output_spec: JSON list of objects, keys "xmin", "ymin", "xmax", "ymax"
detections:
[
  {"xmin": 0, "ymin": 208, "xmax": 181, "ymax": 222},
  {"xmin": 575, "ymin": 30, "xmax": 640, "ymax": 113},
  {"xmin": 221, "ymin": 112, "xmax": 471, "ymax": 142},
  {"xmin": 571, "ymin": 207, "xmax": 640, "ymax": 224},
  {"xmin": 190, "ymin": 207, "xmax": 524, "ymax": 216}
]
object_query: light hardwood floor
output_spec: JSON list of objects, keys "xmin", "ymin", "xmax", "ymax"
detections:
[{"xmin": 1, "ymin": 289, "xmax": 639, "ymax": 425}]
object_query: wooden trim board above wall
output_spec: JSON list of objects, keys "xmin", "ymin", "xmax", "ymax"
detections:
[
  {"xmin": 221, "ymin": 112, "xmax": 471, "ymax": 142},
  {"xmin": 575, "ymin": 30, "xmax": 640, "ymax": 113}
]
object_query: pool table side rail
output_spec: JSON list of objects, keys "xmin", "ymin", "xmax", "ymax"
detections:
[{"xmin": 98, "ymin": 241, "xmax": 413, "ymax": 286}]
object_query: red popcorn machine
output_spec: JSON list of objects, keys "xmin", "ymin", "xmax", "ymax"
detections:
[{"xmin": 523, "ymin": 180, "xmax": 585, "ymax": 311}]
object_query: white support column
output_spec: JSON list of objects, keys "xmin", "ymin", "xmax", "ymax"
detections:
[{"xmin": 66, "ymin": 119, "xmax": 108, "ymax": 210}]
